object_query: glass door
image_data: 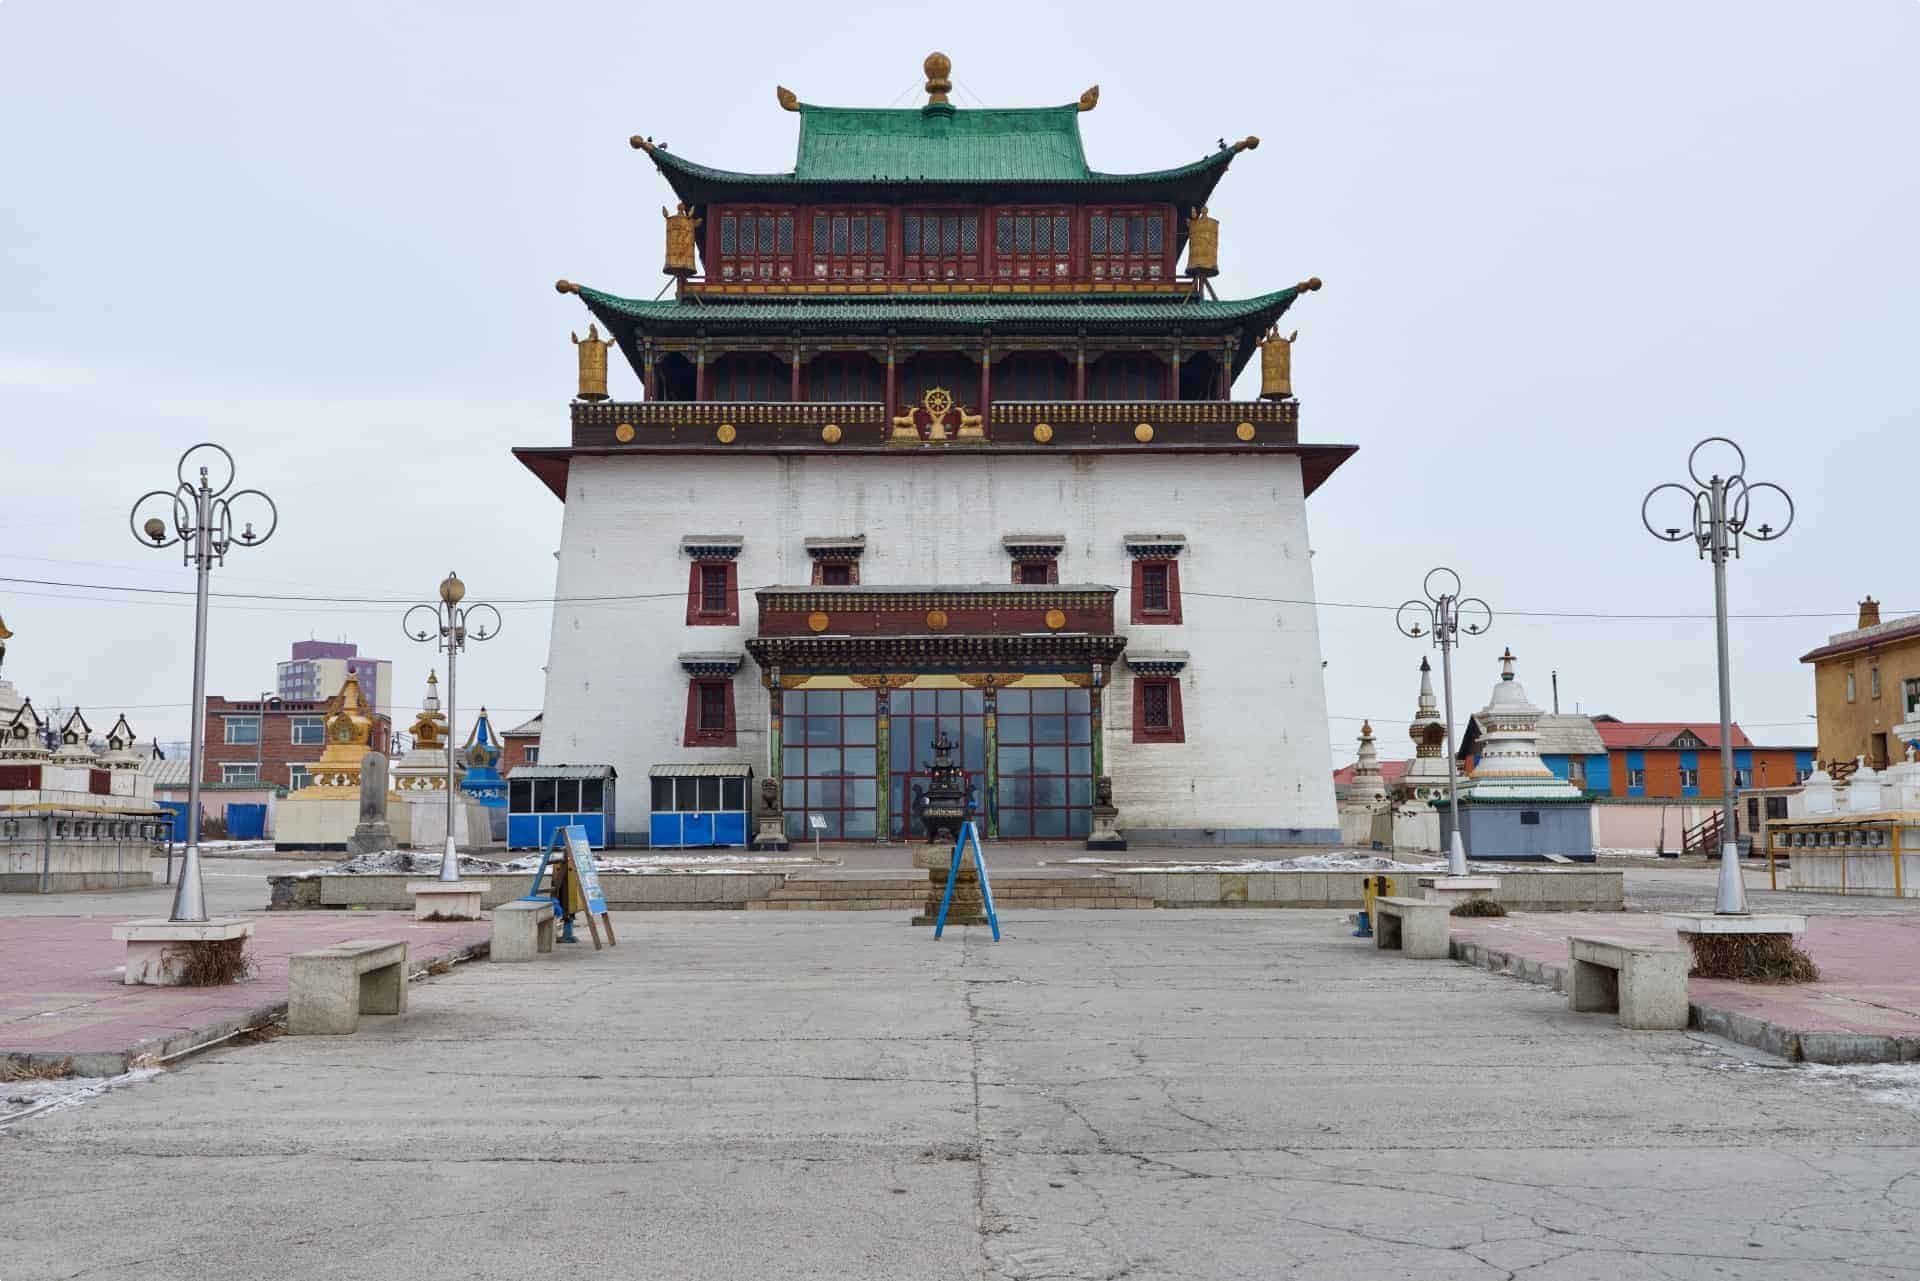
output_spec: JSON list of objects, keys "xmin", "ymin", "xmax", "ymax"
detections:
[
  {"xmin": 889, "ymin": 688, "xmax": 986, "ymax": 839},
  {"xmin": 996, "ymin": 688, "xmax": 1094, "ymax": 838},
  {"xmin": 780, "ymin": 689, "xmax": 879, "ymax": 840}
]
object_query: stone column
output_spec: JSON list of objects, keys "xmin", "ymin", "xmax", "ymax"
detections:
[{"xmin": 874, "ymin": 687, "xmax": 892, "ymax": 841}]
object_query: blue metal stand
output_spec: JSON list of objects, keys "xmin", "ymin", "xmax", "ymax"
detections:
[
  {"xmin": 524, "ymin": 830, "xmax": 577, "ymax": 942},
  {"xmin": 933, "ymin": 821, "xmax": 1000, "ymax": 941}
]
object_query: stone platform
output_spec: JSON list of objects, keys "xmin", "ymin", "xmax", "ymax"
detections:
[
  {"xmin": 0, "ymin": 913, "xmax": 490, "ymax": 1076},
  {"xmin": 1447, "ymin": 911, "xmax": 1920, "ymax": 1063}
]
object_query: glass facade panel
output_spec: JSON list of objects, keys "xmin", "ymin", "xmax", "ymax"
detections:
[
  {"xmin": 781, "ymin": 694, "xmax": 879, "ymax": 840},
  {"xmin": 995, "ymin": 690, "xmax": 1093, "ymax": 840}
]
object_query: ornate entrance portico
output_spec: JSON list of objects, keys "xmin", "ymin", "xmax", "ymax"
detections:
[{"xmin": 746, "ymin": 586, "xmax": 1126, "ymax": 841}]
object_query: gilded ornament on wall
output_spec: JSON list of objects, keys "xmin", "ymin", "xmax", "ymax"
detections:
[{"xmin": 662, "ymin": 203, "xmax": 701, "ymax": 277}]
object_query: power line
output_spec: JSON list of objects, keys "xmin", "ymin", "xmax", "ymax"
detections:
[{"xmin": 0, "ymin": 573, "xmax": 1903, "ymax": 624}]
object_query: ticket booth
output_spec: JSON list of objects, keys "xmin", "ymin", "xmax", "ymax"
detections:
[
  {"xmin": 648, "ymin": 763, "xmax": 752, "ymax": 849},
  {"xmin": 507, "ymin": 764, "xmax": 618, "ymax": 850}
]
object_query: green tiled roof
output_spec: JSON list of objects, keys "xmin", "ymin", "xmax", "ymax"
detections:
[
  {"xmin": 795, "ymin": 104, "xmax": 1089, "ymax": 181},
  {"xmin": 637, "ymin": 107, "xmax": 1246, "ymax": 205},
  {"xmin": 576, "ymin": 284, "xmax": 1306, "ymax": 333}
]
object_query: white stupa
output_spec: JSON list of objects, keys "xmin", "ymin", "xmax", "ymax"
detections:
[{"xmin": 1463, "ymin": 648, "xmax": 1583, "ymax": 801}]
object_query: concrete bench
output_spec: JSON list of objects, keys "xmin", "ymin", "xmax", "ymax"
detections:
[
  {"xmin": 288, "ymin": 939, "xmax": 408, "ymax": 1035},
  {"xmin": 492, "ymin": 898, "xmax": 557, "ymax": 962},
  {"xmin": 1567, "ymin": 936, "xmax": 1688, "ymax": 1030},
  {"xmin": 1373, "ymin": 896, "xmax": 1451, "ymax": 959}
]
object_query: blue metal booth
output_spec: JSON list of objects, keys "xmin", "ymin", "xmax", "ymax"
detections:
[
  {"xmin": 648, "ymin": 763, "xmax": 752, "ymax": 849},
  {"xmin": 507, "ymin": 764, "xmax": 617, "ymax": 850}
]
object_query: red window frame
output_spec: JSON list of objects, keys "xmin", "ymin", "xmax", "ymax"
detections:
[
  {"xmin": 710, "ymin": 352, "xmax": 790, "ymax": 402},
  {"xmin": 815, "ymin": 562, "xmax": 857, "ymax": 586},
  {"xmin": 713, "ymin": 206, "xmax": 796, "ymax": 283},
  {"xmin": 809, "ymin": 206, "xmax": 890, "ymax": 282},
  {"xmin": 993, "ymin": 206, "xmax": 1074, "ymax": 281},
  {"xmin": 1130, "ymin": 558, "xmax": 1182, "ymax": 624},
  {"xmin": 1088, "ymin": 353, "xmax": 1167, "ymax": 401},
  {"xmin": 1132, "ymin": 675, "xmax": 1185, "ymax": 744},
  {"xmin": 1087, "ymin": 205, "xmax": 1170, "ymax": 281},
  {"xmin": 686, "ymin": 560, "xmax": 740, "ymax": 626},
  {"xmin": 683, "ymin": 677, "xmax": 737, "ymax": 747},
  {"xmin": 901, "ymin": 208, "xmax": 981, "ymax": 281},
  {"xmin": 1013, "ymin": 559, "xmax": 1057, "ymax": 585}
]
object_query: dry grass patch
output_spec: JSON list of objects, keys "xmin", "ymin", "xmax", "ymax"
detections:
[
  {"xmin": 1686, "ymin": 933, "xmax": 1820, "ymax": 984},
  {"xmin": 1450, "ymin": 898, "xmax": 1508, "ymax": 918},
  {"xmin": 1, "ymin": 1056, "xmax": 74, "ymax": 1082},
  {"xmin": 164, "ymin": 938, "xmax": 256, "ymax": 987}
]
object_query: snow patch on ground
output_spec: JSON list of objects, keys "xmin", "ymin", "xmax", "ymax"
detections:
[
  {"xmin": 1798, "ymin": 1063, "xmax": 1920, "ymax": 1114},
  {"xmin": 0, "ymin": 1068, "xmax": 162, "ymax": 1127},
  {"xmin": 306, "ymin": 849, "xmax": 828, "ymax": 877}
]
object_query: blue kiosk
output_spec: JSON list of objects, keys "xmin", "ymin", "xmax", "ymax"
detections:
[
  {"xmin": 507, "ymin": 764, "xmax": 618, "ymax": 850},
  {"xmin": 648, "ymin": 763, "xmax": 752, "ymax": 849}
]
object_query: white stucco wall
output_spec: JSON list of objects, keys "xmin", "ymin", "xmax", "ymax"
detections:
[{"xmin": 538, "ymin": 450, "xmax": 1338, "ymax": 841}]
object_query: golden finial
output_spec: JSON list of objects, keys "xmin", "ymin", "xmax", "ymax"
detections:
[
  {"xmin": 1295, "ymin": 276, "xmax": 1323, "ymax": 292},
  {"xmin": 776, "ymin": 85, "xmax": 799, "ymax": 112},
  {"xmin": 923, "ymin": 51, "xmax": 952, "ymax": 104},
  {"xmin": 1361, "ymin": 720, "xmax": 1373, "ymax": 736},
  {"xmin": 1233, "ymin": 135, "xmax": 1260, "ymax": 152},
  {"xmin": 629, "ymin": 134, "xmax": 655, "ymax": 153},
  {"xmin": 555, "ymin": 279, "xmax": 581, "ymax": 295},
  {"xmin": 1077, "ymin": 84, "xmax": 1099, "ymax": 112}
]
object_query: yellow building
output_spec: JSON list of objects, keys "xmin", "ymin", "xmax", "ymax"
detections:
[{"xmin": 1801, "ymin": 597, "xmax": 1920, "ymax": 770}]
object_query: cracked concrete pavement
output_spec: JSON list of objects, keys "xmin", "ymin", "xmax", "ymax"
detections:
[{"xmin": 4, "ymin": 910, "xmax": 1919, "ymax": 1279}]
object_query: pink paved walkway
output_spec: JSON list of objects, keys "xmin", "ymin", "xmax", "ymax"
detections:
[
  {"xmin": 1450, "ymin": 912, "xmax": 1920, "ymax": 1059},
  {"xmin": 0, "ymin": 913, "xmax": 490, "ymax": 1074}
]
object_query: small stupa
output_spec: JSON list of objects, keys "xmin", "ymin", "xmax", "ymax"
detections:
[
  {"xmin": 1339, "ymin": 721, "xmax": 1388, "ymax": 847},
  {"xmin": 392, "ymin": 671, "xmax": 451, "ymax": 793},
  {"xmin": 1399, "ymin": 657, "xmax": 1453, "ymax": 803},
  {"xmin": 277, "ymin": 674, "xmax": 411, "ymax": 850},
  {"xmin": 1446, "ymin": 649, "xmax": 1593, "ymax": 861},
  {"xmin": 458, "ymin": 707, "xmax": 508, "ymax": 809}
]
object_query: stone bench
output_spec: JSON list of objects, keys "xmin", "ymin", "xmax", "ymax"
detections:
[
  {"xmin": 1373, "ymin": 896, "xmax": 1451, "ymax": 959},
  {"xmin": 1568, "ymin": 936, "xmax": 1689, "ymax": 1030},
  {"xmin": 288, "ymin": 939, "xmax": 408, "ymax": 1035},
  {"xmin": 492, "ymin": 898, "xmax": 557, "ymax": 962}
]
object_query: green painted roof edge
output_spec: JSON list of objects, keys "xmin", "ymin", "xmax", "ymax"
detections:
[{"xmin": 574, "ymin": 283, "xmax": 1303, "ymax": 327}]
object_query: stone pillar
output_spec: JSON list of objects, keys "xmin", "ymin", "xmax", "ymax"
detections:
[
  {"xmin": 983, "ymin": 686, "xmax": 1000, "ymax": 840},
  {"xmin": 874, "ymin": 688, "xmax": 892, "ymax": 841}
]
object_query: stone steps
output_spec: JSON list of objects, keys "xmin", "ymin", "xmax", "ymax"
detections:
[{"xmin": 749, "ymin": 875, "xmax": 1156, "ymax": 911}]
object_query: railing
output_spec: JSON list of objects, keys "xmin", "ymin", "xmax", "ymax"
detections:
[{"xmin": 569, "ymin": 399, "xmax": 1298, "ymax": 449}]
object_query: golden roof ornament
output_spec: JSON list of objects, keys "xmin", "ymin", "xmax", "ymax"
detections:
[
  {"xmin": 662, "ymin": 202, "xmax": 701, "ymax": 278},
  {"xmin": 1077, "ymin": 84, "xmax": 1099, "ymax": 112},
  {"xmin": 0, "ymin": 611, "xmax": 10, "ymax": 674},
  {"xmin": 776, "ymin": 84, "xmax": 799, "ymax": 112},
  {"xmin": 1185, "ymin": 205, "xmax": 1219, "ymax": 278},
  {"xmin": 923, "ymin": 51, "xmax": 952, "ymax": 105},
  {"xmin": 571, "ymin": 323, "xmax": 615, "ymax": 402}
]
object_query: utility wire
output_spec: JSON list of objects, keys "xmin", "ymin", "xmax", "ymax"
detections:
[{"xmin": 0, "ymin": 574, "xmax": 1902, "ymax": 623}]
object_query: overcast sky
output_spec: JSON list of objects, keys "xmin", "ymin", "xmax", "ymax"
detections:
[{"xmin": 2, "ymin": 1, "xmax": 1915, "ymax": 768}]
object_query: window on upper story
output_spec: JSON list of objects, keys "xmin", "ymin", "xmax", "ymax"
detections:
[
  {"xmin": 811, "ymin": 207, "xmax": 889, "ymax": 281},
  {"xmin": 287, "ymin": 764, "xmax": 312, "ymax": 791},
  {"xmin": 901, "ymin": 209, "xmax": 979, "ymax": 280},
  {"xmin": 1628, "ymin": 767, "xmax": 1646, "ymax": 789},
  {"xmin": 1871, "ymin": 667, "xmax": 1882, "ymax": 699},
  {"xmin": 1088, "ymin": 353, "xmax": 1167, "ymax": 401},
  {"xmin": 994, "ymin": 207, "xmax": 1073, "ymax": 281},
  {"xmin": 715, "ymin": 207, "xmax": 795, "ymax": 282},
  {"xmin": 1015, "ymin": 560, "xmax": 1056, "ymax": 585},
  {"xmin": 1735, "ymin": 767, "xmax": 1752, "ymax": 788},
  {"xmin": 222, "ymin": 763, "xmax": 259, "ymax": 784},
  {"xmin": 1907, "ymin": 677, "xmax": 1920, "ymax": 715},
  {"xmin": 818, "ymin": 562, "xmax": 854, "ymax": 586},
  {"xmin": 1679, "ymin": 766, "xmax": 1700, "ymax": 790},
  {"xmin": 1130, "ymin": 558, "xmax": 1183, "ymax": 624},
  {"xmin": 805, "ymin": 352, "xmax": 885, "ymax": 403},
  {"xmin": 1846, "ymin": 670, "xmax": 1857, "ymax": 702},
  {"xmin": 223, "ymin": 716, "xmax": 259, "ymax": 745},
  {"xmin": 711, "ymin": 353, "xmax": 790, "ymax": 402},
  {"xmin": 1087, "ymin": 206, "xmax": 1168, "ymax": 281},
  {"xmin": 685, "ymin": 557, "xmax": 740, "ymax": 626},
  {"xmin": 997, "ymin": 352, "xmax": 1072, "ymax": 401},
  {"xmin": 699, "ymin": 683, "xmax": 728, "ymax": 732},
  {"xmin": 290, "ymin": 716, "xmax": 324, "ymax": 746},
  {"xmin": 525, "ymin": 746, "xmax": 540, "ymax": 764},
  {"xmin": 1796, "ymin": 763, "xmax": 1812, "ymax": 783},
  {"xmin": 684, "ymin": 678, "xmax": 737, "ymax": 747},
  {"xmin": 1132, "ymin": 676, "xmax": 1184, "ymax": 743}
]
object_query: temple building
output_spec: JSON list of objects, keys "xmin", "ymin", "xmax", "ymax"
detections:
[{"xmin": 517, "ymin": 55, "xmax": 1355, "ymax": 846}]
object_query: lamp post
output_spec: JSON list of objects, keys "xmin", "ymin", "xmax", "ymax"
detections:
[
  {"xmin": 1396, "ymin": 568, "xmax": 1493, "ymax": 877},
  {"xmin": 1642, "ymin": 436, "xmax": 1792, "ymax": 915},
  {"xmin": 130, "ymin": 444, "xmax": 278, "ymax": 923},
  {"xmin": 404, "ymin": 573, "xmax": 499, "ymax": 882}
]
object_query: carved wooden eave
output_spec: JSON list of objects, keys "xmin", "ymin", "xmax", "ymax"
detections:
[{"xmin": 746, "ymin": 632, "xmax": 1128, "ymax": 675}]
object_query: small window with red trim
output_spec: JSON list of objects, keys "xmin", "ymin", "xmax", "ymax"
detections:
[
  {"xmin": 1130, "ymin": 558, "xmax": 1182, "ymax": 624},
  {"xmin": 818, "ymin": 562, "xmax": 855, "ymax": 586},
  {"xmin": 686, "ymin": 558, "xmax": 740, "ymax": 626},
  {"xmin": 1132, "ymin": 676, "xmax": 1185, "ymax": 744},
  {"xmin": 1015, "ymin": 560, "xmax": 1056, "ymax": 585},
  {"xmin": 684, "ymin": 677, "xmax": 737, "ymax": 746}
]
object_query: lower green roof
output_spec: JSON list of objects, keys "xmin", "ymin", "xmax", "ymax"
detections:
[{"xmin": 574, "ymin": 284, "xmax": 1308, "ymax": 335}]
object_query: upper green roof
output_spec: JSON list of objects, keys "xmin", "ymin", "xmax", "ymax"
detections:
[
  {"xmin": 635, "ymin": 107, "xmax": 1253, "ymax": 205},
  {"xmin": 794, "ymin": 104, "xmax": 1089, "ymax": 181}
]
